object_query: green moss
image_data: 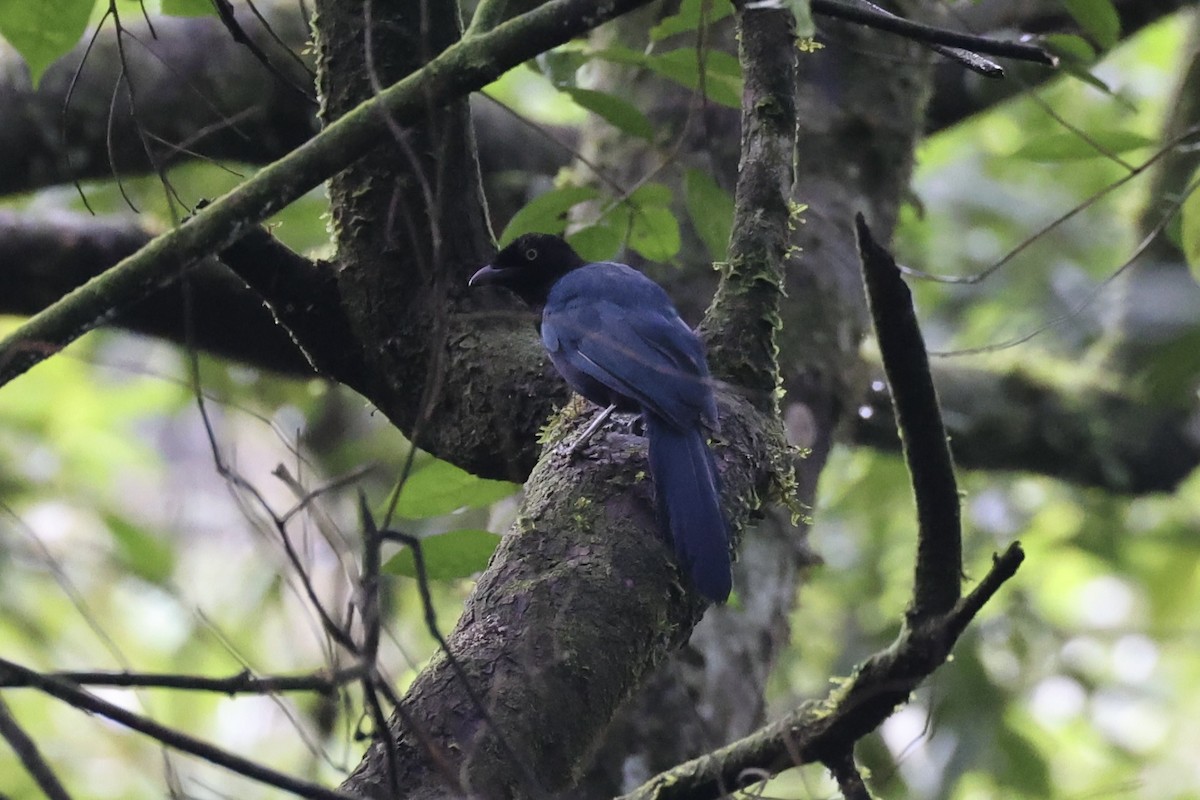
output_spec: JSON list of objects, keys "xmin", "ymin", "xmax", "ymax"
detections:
[{"xmin": 787, "ymin": 200, "xmax": 808, "ymax": 231}]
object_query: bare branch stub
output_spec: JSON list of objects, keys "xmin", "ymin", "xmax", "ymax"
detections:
[
  {"xmin": 856, "ymin": 214, "xmax": 963, "ymax": 623},
  {"xmin": 810, "ymin": 0, "xmax": 1056, "ymax": 65}
]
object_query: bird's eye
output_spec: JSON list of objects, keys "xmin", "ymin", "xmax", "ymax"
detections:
[{"xmin": 525, "ymin": 248, "xmax": 538, "ymax": 261}]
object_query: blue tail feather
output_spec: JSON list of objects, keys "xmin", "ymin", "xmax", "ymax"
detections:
[{"xmin": 645, "ymin": 414, "xmax": 732, "ymax": 602}]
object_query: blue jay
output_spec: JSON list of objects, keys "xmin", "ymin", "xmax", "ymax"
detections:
[{"xmin": 470, "ymin": 233, "xmax": 731, "ymax": 602}]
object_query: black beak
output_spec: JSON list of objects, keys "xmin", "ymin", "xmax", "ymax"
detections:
[{"xmin": 469, "ymin": 264, "xmax": 505, "ymax": 287}]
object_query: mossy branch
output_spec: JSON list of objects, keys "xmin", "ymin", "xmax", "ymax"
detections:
[
  {"xmin": 701, "ymin": 3, "xmax": 797, "ymax": 408},
  {"xmin": 856, "ymin": 215, "xmax": 962, "ymax": 622},
  {"xmin": 0, "ymin": 0, "xmax": 656, "ymax": 390}
]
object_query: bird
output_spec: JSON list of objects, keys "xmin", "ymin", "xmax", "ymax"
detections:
[{"xmin": 469, "ymin": 232, "xmax": 732, "ymax": 602}]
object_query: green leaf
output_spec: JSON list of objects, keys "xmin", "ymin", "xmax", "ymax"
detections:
[
  {"xmin": 649, "ymin": 48, "xmax": 742, "ymax": 108},
  {"xmin": 394, "ymin": 459, "xmax": 519, "ymax": 519},
  {"xmin": 1062, "ymin": 0, "xmax": 1121, "ymax": 50},
  {"xmin": 629, "ymin": 183, "xmax": 673, "ymax": 207},
  {"xmin": 1182, "ymin": 167, "xmax": 1200, "ymax": 279},
  {"xmin": 499, "ymin": 185, "xmax": 601, "ymax": 246},
  {"xmin": 628, "ymin": 205, "xmax": 681, "ymax": 262},
  {"xmin": 616, "ymin": 183, "xmax": 681, "ymax": 262},
  {"xmin": 531, "ymin": 49, "xmax": 588, "ymax": 89},
  {"xmin": 105, "ymin": 515, "xmax": 175, "ymax": 585},
  {"xmin": 1041, "ymin": 33, "xmax": 1097, "ymax": 65},
  {"xmin": 594, "ymin": 45, "xmax": 742, "ymax": 109},
  {"xmin": 1040, "ymin": 34, "xmax": 1123, "ymax": 97},
  {"xmin": 1011, "ymin": 130, "xmax": 1154, "ymax": 162},
  {"xmin": 650, "ymin": 0, "xmax": 734, "ymax": 41},
  {"xmin": 382, "ymin": 529, "xmax": 502, "ymax": 581},
  {"xmin": 996, "ymin": 723, "xmax": 1052, "ymax": 796},
  {"xmin": 162, "ymin": 0, "xmax": 216, "ymax": 16},
  {"xmin": 562, "ymin": 87, "xmax": 654, "ymax": 140},
  {"xmin": 684, "ymin": 168, "xmax": 734, "ymax": 260},
  {"xmin": 0, "ymin": 0, "xmax": 92, "ymax": 86},
  {"xmin": 567, "ymin": 222, "xmax": 622, "ymax": 262}
]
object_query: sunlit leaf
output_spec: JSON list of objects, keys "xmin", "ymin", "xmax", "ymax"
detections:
[
  {"xmin": 382, "ymin": 528, "xmax": 501, "ymax": 580},
  {"xmin": 532, "ymin": 48, "xmax": 588, "ymax": 88},
  {"xmin": 1040, "ymin": 34, "xmax": 1122, "ymax": 97},
  {"xmin": 568, "ymin": 222, "xmax": 623, "ymax": 262},
  {"xmin": 562, "ymin": 87, "xmax": 654, "ymax": 140},
  {"xmin": 394, "ymin": 458, "xmax": 518, "ymax": 518},
  {"xmin": 616, "ymin": 183, "xmax": 681, "ymax": 261},
  {"xmin": 628, "ymin": 205, "xmax": 681, "ymax": 261},
  {"xmin": 1011, "ymin": 129, "xmax": 1154, "ymax": 161},
  {"xmin": 650, "ymin": 0, "xmax": 734, "ymax": 41},
  {"xmin": 684, "ymin": 168, "xmax": 734, "ymax": 260},
  {"xmin": 996, "ymin": 722, "xmax": 1052, "ymax": 796},
  {"xmin": 1181, "ymin": 166, "xmax": 1200, "ymax": 279},
  {"xmin": 648, "ymin": 48, "xmax": 742, "ymax": 108},
  {"xmin": 105, "ymin": 515, "xmax": 175, "ymax": 585},
  {"xmin": 593, "ymin": 45, "xmax": 742, "ymax": 109},
  {"xmin": 629, "ymin": 183, "xmax": 672, "ymax": 207},
  {"xmin": 499, "ymin": 185, "xmax": 601, "ymax": 246},
  {"xmin": 1041, "ymin": 33, "xmax": 1097, "ymax": 65},
  {"xmin": 0, "ymin": 0, "xmax": 91, "ymax": 86},
  {"xmin": 162, "ymin": 0, "xmax": 215, "ymax": 16}
]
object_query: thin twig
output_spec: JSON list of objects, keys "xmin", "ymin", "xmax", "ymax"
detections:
[
  {"xmin": 0, "ymin": 659, "xmax": 357, "ymax": 800},
  {"xmin": 0, "ymin": 697, "xmax": 74, "ymax": 800},
  {"xmin": 0, "ymin": 666, "xmax": 365, "ymax": 694},
  {"xmin": 0, "ymin": 0, "xmax": 662, "ymax": 389},
  {"xmin": 844, "ymin": 0, "xmax": 1004, "ymax": 77},
  {"xmin": 810, "ymin": 0, "xmax": 1056, "ymax": 65},
  {"xmin": 901, "ymin": 124, "xmax": 1200, "ymax": 286},
  {"xmin": 209, "ymin": 0, "xmax": 315, "ymax": 101}
]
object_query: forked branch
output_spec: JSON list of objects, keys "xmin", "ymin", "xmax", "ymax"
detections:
[{"xmin": 620, "ymin": 219, "xmax": 1024, "ymax": 800}]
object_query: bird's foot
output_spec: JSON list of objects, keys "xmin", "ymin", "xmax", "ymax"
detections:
[{"xmin": 563, "ymin": 403, "xmax": 617, "ymax": 459}]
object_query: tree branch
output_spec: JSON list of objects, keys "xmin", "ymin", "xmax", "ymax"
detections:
[
  {"xmin": 857, "ymin": 215, "xmax": 962, "ymax": 621},
  {"xmin": 0, "ymin": 658, "xmax": 358, "ymax": 800},
  {"xmin": 0, "ymin": 697, "xmax": 73, "ymax": 800},
  {"xmin": 339, "ymin": 3, "xmax": 799, "ymax": 794},
  {"xmin": 0, "ymin": 209, "xmax": 327, "ymax": 376},
  {"xmin": 209, "ymin": 224, "xmax": 370, "ymax": 387},
  {"xmin": 0, "ymin": 665, "xmax": 364, "ymax": 694},
  {"xmin": 812, "ymin": 0, "xmax": 1056, "ymax": 64},
  {"xmin": 852, "ymin": 361, "xmax": 1200, "ymax": 494},
  {"xmin": 927, "ymin": 0, "xmax": 1197, "ymax": 132},
  {"xmin": 1, "ymin": 1, "xmax": 1184, "ymax": 198},
  {"xmin": 0, "ymin": 0, "xmax": 316, "ymax": 196},
  {"xmin": 623, "ymin": 223, "xmax": 1022, "ymax": 797},
  {"xmin": 620, "ymin": 543, "xmax": 1024, "ymax": 800},
  {"xmin": 0, "ymin": 0, "xmax": 659, "ymax": 390},
  {"xmin": 339, "ymin": 390, "xmax": 786, "ymax": 798},
  {"xmin": 703, "ymin": 2, "xmax": 797, "ymax": 405}
]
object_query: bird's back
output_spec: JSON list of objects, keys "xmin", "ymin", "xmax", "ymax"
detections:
[{"xmin": 542, "ymin": 263, "xmax": 717, "ymax": 431}]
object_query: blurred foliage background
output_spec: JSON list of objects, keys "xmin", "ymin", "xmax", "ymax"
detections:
[{"xmin": 2, "ymin": 2, "xmax": 1199, "ymax": 799}]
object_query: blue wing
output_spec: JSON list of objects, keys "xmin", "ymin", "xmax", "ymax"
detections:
[
  {"xmin": 541, "ymin": 263, "xmax": 717, "ymax": 431},
  {"xmin": 540, "ymin": 261, "xmax": 731, "ymax": 602}
]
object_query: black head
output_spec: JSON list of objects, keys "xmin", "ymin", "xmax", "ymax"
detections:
[{"xmin": 469, "ymin": 233, "xmax": 586, "ymax": 307}]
